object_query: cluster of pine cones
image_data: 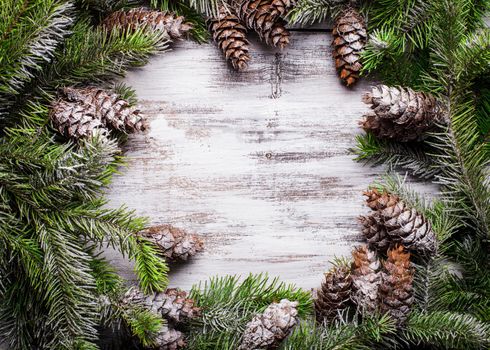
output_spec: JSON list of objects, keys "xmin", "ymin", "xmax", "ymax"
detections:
[{"xmin": 315, "ymin": 188, "xmax": 437, "ymax": 327}]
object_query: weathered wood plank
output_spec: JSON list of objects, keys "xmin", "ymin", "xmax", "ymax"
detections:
[{"xmin": 104, "ymin": 32, "xmax": 436, "ymax": 290}]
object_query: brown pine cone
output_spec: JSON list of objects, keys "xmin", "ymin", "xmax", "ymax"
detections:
[
  {"xmin": 314, "ymin": 264, "xmax": 353, "ymax": 323},
  {"xmin": 49, "ymin": 98, "xmax": 106, "ymax": 139},
  {"xmin": 102, "ymin": 8, "xmax": 193, "ymax": 40},
  {"xmin": 232, "ymin": 0, "xmax": 291, "ymax": 48},
  {"xmin": 362, "ymin": 189, "xmax": 437, "ymax": 255},
  {"xmin": 60, "ymin": 87, "xmax": 147, "ymax": 134},
  {"xmin": 208, "ymin": 6, "xmax": 251, "ymax": 70},
  {"xmin": 122, "ymin": 287, "xmax": 201, "ymax": 325},
  {"xmin": 238, "ymin": 299, "xmax": 298, "ymax": 350},
  {"xmin": 359, "ymin": 214, "xmax": 391, "ymax": 252},
  {"xmin": 361, "ymin": 85, "xmax": 446, "ymax": 141},
  {"xmin": 138, "ymin": 225, "xmax": 203, "ymax": 262},
  {"xmin": 154, "ymin": 324, "xmax": 186, "ymax": 350},
  {"xmin": 332, "ymin": 8, "xmax": 367, "ymax": 86},
  {"xmin": 350, "ymin": 245, "xmax": 381, "ymax": 313},
  {"xmin": 378, "ymin": 245, "xmax": 414, "ymax": 325}
]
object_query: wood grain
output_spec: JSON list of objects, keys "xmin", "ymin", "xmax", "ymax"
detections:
[{"xmin": 104, "ymin": 31, "xmax": 436, "ymax": 290}]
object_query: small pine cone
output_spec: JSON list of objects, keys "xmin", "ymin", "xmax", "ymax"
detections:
[
  {"xmin": 361, "ymin": 85, "xmax": 446, "ymax": 141},
  {"xmin": 351, "ymin": 245, "xmax": 381, "ymax": 313},
  {"xmin": 314, "ymin": 265, "xmax": 352, "ymax": 323},
  {"xmin": 238, "ymin": 299, "xmax": 298, "ymax": 350},
  {"xmin": 364, "ymin": 188, "xmax": 399, "ymax": 211},
  {"xmin": 49, "ymin": 98, "xmax": 106, "ymax": 139},
  {"xmin": 154, "ymin": 324, "xmax": 186, "ymax": 350},
  {"xmin": 59, "ymin": 87, "xmax": 147, "ymax": 134},
  {"xmin": 233, "ymin": 0, "xmax": 291, "ymax": 48},
  {"xmin": 138, "ymin": 225, "xmax": 203, "ymax": 262},
  {"xmin": 208, "ymin": 6, "xmax": 251, "ymax": 71},
  {"xmin": 378, "ymin": 245, "xmax": 414, "ymax": 325},
  {"xmin": 102, "ymin": 8, "xmax": 192, "ymax": 40},
  {"xmin": 332, "ymin": 8, "xmax": 367, "ymax": 86},
  {"xmin": 122, "ymin": 287, "xmax": 200, "ymax": 324},
  {"xmin": 359, "ymin": 214, "xmax": 391, "ymax": 252}
]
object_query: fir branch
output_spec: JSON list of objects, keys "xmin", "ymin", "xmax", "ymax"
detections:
[
  {"xmin": 287, "ymin": 0, "xmax": 348, "ymax": 25},
  {"xmin": 402, "ymin": 310, "xmax": 490, "ymax": 349},
  {"xmin": 0, "ymin": 0, "xmax": 74, "ymax": 116},
  {"xmin": 133, "ymin": 237, "xmax": 169, "ymax": 293}
]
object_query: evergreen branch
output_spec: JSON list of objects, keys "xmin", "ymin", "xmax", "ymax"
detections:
[
  {"xmin": 0, "ymin": 0, "xmax": 74, "ymax": 115},
  {"xmin": 133, "ymin": 237, "xmax": 169, "ymax": 293},
  {"xmin": 287, "ymin": 0, "xmax": 348, "ymax": 25},
  {"xmin": 402, "ymin": 310, "xmax": 490, "ymax": 349},
  {"xmin": 183, "ymin": 0, "xmax": 228, "ymax": 17},
  {"xmin": 353, "ymin": 133, "xmax": 441, "ymax": 180}
]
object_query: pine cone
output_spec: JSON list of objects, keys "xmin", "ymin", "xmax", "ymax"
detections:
[
  {"xmin": 208, "ymin": 6, "xmax": 251, "ymax": 71},
  {"xmin": 102, "ymin": 8, "xmax": 192, "ymax": 40},
  {"xmin": 49, "ymin": 98, "xmax": 106, "ymax": 139},
  {"xmin": 122, "ymin": 287, "xmax": 200, "ymax": 325},
  {"xmin": 332, "ymin": 8, "xmax": 367, "ymax": 86},
  {"xmin": 378, "ymin": 245, "xmax": 414, "ymax": 325},
  {"xmin": 362, "ymin": 189, "xmax": 437, "ymax": 255},
  {"xmin": 233, "ymin": 0, "xmax": 290, "ymax": 48},
  {"xmin": 361, "ymin": 85, "xmax": 446, "ymax": 141},
  {"xmin": 56, "ymin": 87, "xmax": 147, "ymax": 134},
  {"xmin": 351, "ymin": 245, "xmax": 381, "ymax": 313},
  {"xmin": 239, "ymin": 299, "xmax": 298, "ymax": 350},
  {"xmin": 154, "ymin": 323, "xmax": 186, "ymax": 350},
  {"xmin": 359, "ymin": 214, "xmax": 391, "ymax": 251},
  {"xmin": 138, "ymin": 225, "xmax": 203, "ymax": 262},
  {"xmin": 314, "ymin": 265, "xmax": 352, "ymax": 323}
]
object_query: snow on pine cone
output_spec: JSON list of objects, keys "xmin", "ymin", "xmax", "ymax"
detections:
[
  {"xmin": 122, "ymin": 287, "xmax": 200, "ymax": 324},
  {"xmin": 232, "ymin": 0, "xmax": 290, "ymax": 48},
  {"xmin": 138, "ymin": 225, "xmax": 203, "ymax": 262},
  {"xmin": 153, "ymin": 323, "xmax": 186, "ymax": 350},
  {"xmin": 361, "ymin": 189, "xmax": 437, "ymax": 255},
  {"xmin": 361, "ymin": 85, "xmax": 446, "ymax": 141},
  {"xmin": 238, "ymin": 299, "xmax": 299, "ymax": 350},
  {"xmin": 102, "ymin": 8, "xmax": 192, "ymax": 40},
  {"xmin": 350, "ymin": 245, "xmax": 381, "ymax": 313},
  {"xmin": 50, "ymin": 87, "xmax": 148, "ymax": 139},
  {"xmin": 378, "ymin": 245, "xmax": 414, "ymax": 326},
  {"xmin": 314, "ymin": 264, "xmax": 353, "ymax": 323},
  {"xmin": 332, "ymin": 8, "xmax": 367, "ymax": 86},
  {"xmin": 208, "ymin": 6, "xmax": 251, "ymax": 71},
  {"xmin": 49, "ymin": 96, "xmax": 106, "ymax": 139}
]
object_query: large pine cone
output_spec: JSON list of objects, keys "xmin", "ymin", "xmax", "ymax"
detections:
[
  {"xmin": 232, "ymin": 0, "xmax": 290, "ymax": 48},
  {"xmin": 332, "ymin": 8, "xmax": 366, "ymax": 86},
  {"xmin": 378, "ymin": 245, "xmax": 414, "ymax": 325},
  {"xmin": 102, "ymin": 8, "xmax": 192, "ymax": 40},
  {"xmin": 56, "ymin": 87, "xmax": 147, "ymax": 134},
  {"xmin": 238, "ymin": 299, "xmax": 298, "ymax": 350},
  {"xmin": 351, "ymin": 245, "xmax": 381, "ymax": 313},
  {"xmin": 49, "ymin": 98, "xmax": 106, "ymax": 139},
  {"xmin": 314, "ymin": 265, "xmax": 352, "ymax": 323},
  {"xmin": 361, "ymin": 189, "xmax": 437, "ymax": 255},
  {"xmin": 361, "ymin": 85, "xmax": 446, "ymax": 141},
  {"xmin": 138, "ymin": 225, "xmax": 203, "ymax": 262},
  {"xmin": 154, "ymin": 324, "xmax": 186, "ymax": 350},
  {"xmin": 208, "ymin": 6, "xmax": 251, "ymax": 70},
  {"xmin": 122, "ymin": 287, "xmax": 200, "ymax": 325}
]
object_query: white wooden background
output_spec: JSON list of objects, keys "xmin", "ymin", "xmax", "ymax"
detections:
[{"xmin": 104, "ymin": 30, "xmax": 435, "ymax": 290}]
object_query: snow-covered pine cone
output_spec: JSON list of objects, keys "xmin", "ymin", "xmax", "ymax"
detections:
[
  {"xmin": 332, "ymin": 7, "xmax": 367, "ymax": 86},
  {"xmin": 122, "ymin": 287, "xmax": 200, "ymax": 325},
  {"xmin": 138, "ymin": 225, "xmax": 203, "ymax": 262},
  {"xmin": 378, "ymin": 245, "xmax": 414, "ymax": 326},
  {"xmin": 361, "ymin": 189, "xmax": 437, "ymax": 255},
  {"xmin": 208, "ymin": 6, "xmax": 251, "ymax": 71},
  {"xmin": 102, "ymin": 8, "xmax": 193, "ymax": 40},
  {"xmin": 361, "ymin": 85, "xmax": 446, "ymax": 141},
  {"xmin": 239, "ymin": 299, "xmax": 299, "ymax": 349},
  {"xmin": 350, "ymin": 245, "xmax": 381, "ymax": 313},
  {"xmin": 153, "ymin": 323, "xmax": 186, "ymax": 350},
  {"xmin": 314, "ymin": 264, "xmax": 353, "ymax": 323}
]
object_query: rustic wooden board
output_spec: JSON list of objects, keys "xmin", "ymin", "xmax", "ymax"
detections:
[{"xmin": 104, "ymin": 31, "xmax": 435, "ymax": 290}]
